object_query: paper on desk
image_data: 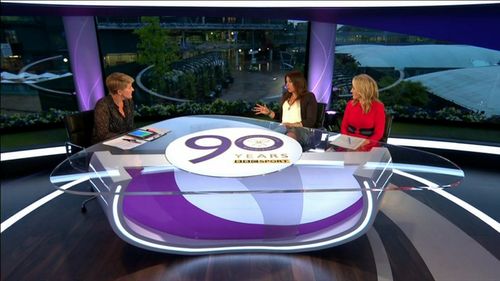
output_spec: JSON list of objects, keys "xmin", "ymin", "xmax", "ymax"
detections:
[
  {"xmin": 103, "ymin": 137, "xmax": 146, "ymax": 150},
  {"xmin": 328, "ymin": 134, "xmax": 364, "ymax": 150}
]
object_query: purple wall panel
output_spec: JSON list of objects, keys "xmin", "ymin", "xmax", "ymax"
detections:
[
  {"xmin": 308, "ymin": 21, "xmax": 336, "ymax": 106},
  {"xmin": 63, "ymin": 16, "xmax": 104, "ymax": 111}
]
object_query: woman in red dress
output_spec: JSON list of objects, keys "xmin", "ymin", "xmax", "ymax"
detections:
[{"xmin": 341, "ymin": 74, "xmax": 386, "ymax": 150}]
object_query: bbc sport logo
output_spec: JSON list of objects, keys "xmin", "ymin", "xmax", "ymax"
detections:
[
  {"xmin": 234, "ymin": 159, "xmax": 291, "ymax": 164},
  {"xmin": 165, "ymin": 127, "xmax": 303, "ymax": 177}
]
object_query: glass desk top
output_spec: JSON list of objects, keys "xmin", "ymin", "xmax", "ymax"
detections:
[
  {"xmin": 51, "ymin": 115, "xmax": 463, "ymax": 195},
  {"xmin": 49, "ymin": 115, "xmax": 464, "ymax": 254}
]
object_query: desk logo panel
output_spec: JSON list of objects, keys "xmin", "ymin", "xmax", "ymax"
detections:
[{"xmin": 165, "ymin": 127, "xmax": 302, "ymax": 177}]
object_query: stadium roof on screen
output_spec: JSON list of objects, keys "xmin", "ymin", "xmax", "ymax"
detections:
[{"xmin": 336, "ymin": 44, "xmax": 500, "ymax": 116}]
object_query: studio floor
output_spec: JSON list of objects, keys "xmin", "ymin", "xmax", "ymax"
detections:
[{"xmin": 1, "ymin": 152, "xmax": 499, "ymax": 281}]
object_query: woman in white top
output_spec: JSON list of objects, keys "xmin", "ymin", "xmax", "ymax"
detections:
[
  {"xmin": 253, "ymin": 70, "xmax": 318, "ymax": 128},
  {"xmin": 253, "ymin": 71, "xmax": 318, "ymax": 145}
]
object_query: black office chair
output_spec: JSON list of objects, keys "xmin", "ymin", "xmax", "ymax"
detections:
[
  {"xmin": 380, "ymin": 112, "xmax": 393, "ymax": 143},
  {"xmin": 303, "ymin": 102, "xmax": 327, "ymax": 151},
  {"xmin": 63, "ymin": 110, "xmax": 95, "ymax": 155},
  {"xmin": 314, "ymin": 102, "xmax": 327, "ymax": 129},
  {"xmin": 324, "ymin": 110, "xmax": 340, "ymax": 132},
  {"xmin": 63, "ymin": 110, "xmax": 96, "ymax": 213}
]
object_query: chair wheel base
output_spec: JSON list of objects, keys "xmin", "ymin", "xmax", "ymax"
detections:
[{"xmin": 80, "ymin": 195, "xmax": 97, "ymax": 213}]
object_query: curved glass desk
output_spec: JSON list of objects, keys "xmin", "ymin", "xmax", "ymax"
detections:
[{"xmin": 50, "ymin": 115, "xmax": 464, "ymax": 254}]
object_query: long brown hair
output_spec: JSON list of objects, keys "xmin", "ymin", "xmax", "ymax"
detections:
[
  {"xmin": 283, "ymin": 71, "xmax": 308, "ymax": 101},
  {"xmin": 351, "ymin": 74, "xmax": 379, "ymax": 113}
]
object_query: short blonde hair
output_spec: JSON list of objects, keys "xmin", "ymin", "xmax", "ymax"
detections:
[
  {"xmin": 352, "ymin": 74, "xmax": 379, "ymax": 113},
  {"xmin": 106, "ymin": 72, "xmax": 134, "ymax": 95}
]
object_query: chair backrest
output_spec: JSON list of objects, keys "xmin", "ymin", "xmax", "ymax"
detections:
[
  {"xmin": 314, "ymin": 102, "xmax": 327, "ymax": 128},
  {"xmin": 380, "ymin": 112, "xmax": 393, "ymax": 143},
  {"xmin": 63, "ymin": 110, "xmax": 95, "ymax": 148}
]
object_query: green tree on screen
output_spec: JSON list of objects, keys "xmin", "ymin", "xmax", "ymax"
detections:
[
  {"xmin": 379, "ymin": 79, "xmax": 429, "ymax": 107},
  {"xmin": 181, "ymin": 72, "xmax": 197, "ymax": 101},
  {"xmin": 335, "ymin": 53, "xmax": 360, "ymax": 75},
  {"xmin": 134, "ymin": 16, "xmax": 179, "ymax": 94}
]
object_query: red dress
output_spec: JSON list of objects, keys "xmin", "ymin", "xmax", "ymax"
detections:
[{"xmin": 341, "ymin": 100, "xmax": 386, "ymax": 143}]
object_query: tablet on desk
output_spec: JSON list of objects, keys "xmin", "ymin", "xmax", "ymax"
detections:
[{"xmin": 127, "ymin": 129, "xmax": 156, "ymax": 140}]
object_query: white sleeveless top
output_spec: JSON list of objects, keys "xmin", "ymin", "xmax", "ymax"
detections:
[{"xmin": 281, "ymin": 100, "xmax": 302, "ymax": 123}]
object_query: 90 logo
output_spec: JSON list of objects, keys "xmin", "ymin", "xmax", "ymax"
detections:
[
  {"xmin": 185, "ymin": 134, "xmax": 283, "ymax": 164},
  {"xmin": 165, "ymin": 127, "xmax": 302, "ymax": 178}
]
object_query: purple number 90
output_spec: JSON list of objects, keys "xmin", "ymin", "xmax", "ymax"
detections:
[
  {"xmin": 185, "ymin": 135, "xmax": 232, "ymax": 164},
  {"xmin": 185, "ymin": 134, "xmax": 283, "ymax": 163}
]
